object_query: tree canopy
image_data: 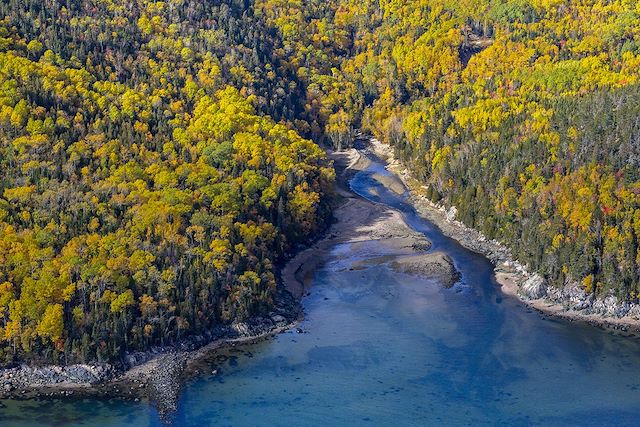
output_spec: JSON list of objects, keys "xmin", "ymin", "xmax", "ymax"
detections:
[{"xmin": 0, "ymin": 1, "xmax": 333, "ymax": 363}]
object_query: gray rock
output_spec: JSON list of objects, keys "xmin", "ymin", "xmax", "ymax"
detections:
[
  {"xmin": 445, "ymin": 206, "xmax": 457, "ymax": 222},
  {"xmin": 271, "ymin": 315, "xmax": 286, "ymax": 324},
  {"xmin": 564, "ymin": 282, "xmax": 592, "ymax": 311},
  {"xmin": 521, "ymin": 275, "xmax": 547, "ymax": 300},
  {"xmin": 232, "ymin": 322, "xmax": 250, "ymax": 337},
  {"xmin": 591, "ymin": 293, "xmax": 628, "ymax": 317}
]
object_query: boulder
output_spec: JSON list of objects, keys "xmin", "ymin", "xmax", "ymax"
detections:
[
  {"xmin": 564, "ymin": 282, "xmax": 592, "ymax": 311},
  {"xmin": 445, "ymin": 206, "xmax": 458, "ymax": 222},
  {"xmin": 521, "ymin": 275, "xmax": 547, "ymax": 300},
  {"xmin": 271, "ymin": 315, "xmax": 286, "ymax": 324},
  {"xmin": 592, "ymin": 293, "xmax": 629, "ymax": 317}
]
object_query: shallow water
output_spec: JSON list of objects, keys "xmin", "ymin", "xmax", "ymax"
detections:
[{"xmin": 3, "ymin": 155, "xmax": 640, "ymax": 426}]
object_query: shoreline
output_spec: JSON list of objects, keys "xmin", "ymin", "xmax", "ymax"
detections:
[
  {"xmin": 0, "ymin": 285, "xmax": 302, "ymax": 415},
  {"xmin": 281, "ymin": 147, "xmax": 375, "ymax": 299},
  {"xmin": 365, "ymin": 136, "xmax": 640, "ymax": 336},
  {"xmin": 496, "ymin": 271, "xmax": 640, "ymax": 335}
]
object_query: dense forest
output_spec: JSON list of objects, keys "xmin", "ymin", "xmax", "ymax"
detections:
[
  {"xmin": 2, "ymin": 0, "xmax": 640, "ymax": 364},
  {"xmin": 0, "ymin": 0, "xmax": 334, "ymax": 363}
]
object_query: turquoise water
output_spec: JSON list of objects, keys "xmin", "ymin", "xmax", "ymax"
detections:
[{"xmin": 2, "ymin": 156, "xmax": 640, "ymax": 426}]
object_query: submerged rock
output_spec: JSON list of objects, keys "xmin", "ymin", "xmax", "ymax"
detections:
[{"xmin": 389, "ymin": 252, "xmax": 460, "ymax": 288}]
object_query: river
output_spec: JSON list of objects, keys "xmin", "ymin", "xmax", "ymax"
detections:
[{"xmin": 2, "ymin": 153, "xmax": 640, "ymax": 426}]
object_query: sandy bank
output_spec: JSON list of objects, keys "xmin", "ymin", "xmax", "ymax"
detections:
[
  {"xmin": 283, "ymin": 148, "xmax": 459, "ymax": 299},
  {"xmin": 372, "ymin": 172, "xmax": 406, "ymax": 195}
]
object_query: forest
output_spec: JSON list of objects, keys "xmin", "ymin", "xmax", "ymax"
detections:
[
  {"xmin": 0, "ymin": 0, "xmax": 333, "ymax": 363},
  {"xmin": 2, "ymin": 0, "xmax": 640, "ymax": 363}
]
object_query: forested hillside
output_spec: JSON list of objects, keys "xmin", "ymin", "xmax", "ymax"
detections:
[
  {"xmin": 2, "ymin": 0, "xmax": 640, "ymax": 364},
  {"xmin": 0, "ymin": 0, "xmax": 333, "ymax": 363},
  {"xmin": 254, "ymin": 0, "xmax": 640, "ymax": 300}
]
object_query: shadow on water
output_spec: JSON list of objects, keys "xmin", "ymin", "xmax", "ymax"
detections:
[{"xmin": 2, "ymin": 153, "xmax": 640, "ymax": 426}]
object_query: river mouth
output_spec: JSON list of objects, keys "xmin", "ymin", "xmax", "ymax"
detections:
[{"xmin": 2, "ymin": 150, "xmax": 640, "ymax": 426}]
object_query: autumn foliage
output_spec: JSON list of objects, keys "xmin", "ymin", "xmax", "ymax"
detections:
[{"xmin": 0, "ymin": 2, "xmax": 333, "ymax": 363}]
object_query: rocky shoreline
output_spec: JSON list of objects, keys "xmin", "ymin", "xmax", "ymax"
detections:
[
  {"xmin": 365, "ymin": 136, "xmax": 640, "ymax": 335},
  {"xmin": 0, "ymin": 285, "xmax": 302, "ymax": 416}
]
